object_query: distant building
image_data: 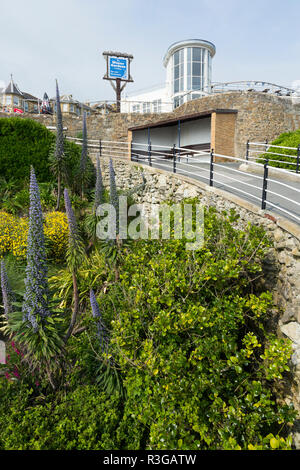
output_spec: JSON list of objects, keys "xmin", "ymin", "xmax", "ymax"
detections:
[
  {"xmin": 50, "ymin": 94, "xmax": 95, "ymax": 117},
  {"xmin": 0, "ymin": 75, "xmax": 40, "ymax": 113},
  {"xmin": 121, "ymin": 39, "xmax": 216, "ymax": 112}
]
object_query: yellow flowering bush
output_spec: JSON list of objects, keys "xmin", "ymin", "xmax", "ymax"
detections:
[
  {"xmin": 0, "ymin": 211, "xmax": 16, "ymax": 257},
  {"xmin": 44, "ymin": 211, "xmax": 69, "ymax": 261},
  {"xmin": 0, "ymin": 210, "xmax": 69, "ymax": 262},
  {"xmin": 12, "ymin": 218, "xmax": 29, "ymax": 260}
]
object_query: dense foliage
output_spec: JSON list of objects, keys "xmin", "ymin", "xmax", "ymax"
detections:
[
  {"xmin": 0, "ymin": 118, "xmax": 84, "ymax": 186},
  {"xmin": 0, "ymin": 194, "xmax": 296, "ymax": 450},
  {"xmin": 258, "ymin": 129, "xmax": 300, "ymax": 171}
]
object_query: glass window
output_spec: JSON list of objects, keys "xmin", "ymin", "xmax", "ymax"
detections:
[
  {"xmin": 132, "ymin": 104, "xmax": 140, "ymax": 113},
  {"xmin": 192, "ymin": 77, "xmax": 201, "ymax": 90},
  {"xmin": 153, "ymin": 99, "xmax": 161, "ymax": 113},
  {"xmin": 192, "ymin": 62, "xmax": 201, "ymax": 76},
  {"xmin": 193, "ymin": 48, "xmax": 201, "ymax": 62},
  {"xmin": 13, "ymin": 96, "xmax": 19, "ymax": 106},
  {"xmin": 70, "ymin": 104, "xmax": 74, "ymax": 113},
  {"xmin": 174, "ymin": 79, "xmax": 179, "ymax": 93},
  {"xmin": 6, "ymin": 96, "xmax": 11, "ymax": 105},
  {"xmin": 174, "ymin": 51, "xmax": 179, "ymax": 66},
  {"xmin": 24, "ymin": 101, "xmax": 28, "ymax": 112},
  {"xmin": 142, "ymin": 102, "xmax": 150, "ymax": 113},
  {"xmin": 63, "ymin": 103, "xmax": 68, "ymax": 112}
]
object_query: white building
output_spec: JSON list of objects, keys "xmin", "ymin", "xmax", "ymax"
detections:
[{"xmin": 121, "ymin": 38, "xmax": 216, "ymax": 113}]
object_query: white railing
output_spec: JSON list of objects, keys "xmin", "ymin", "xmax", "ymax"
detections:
[
  {"xmin": 68, "ymin": 136, "xmax": 300, "ymax": 225},
  {"xmin": 86, "ymin": 99, "xmax": 173, "ymax": 114},
  {"xmin": 246, "ymin": 141, "xmax": 300, "ymax": 173},
  {"xmin": 211, "ymin": 81, "xmax": 297, "ymax": 97}
]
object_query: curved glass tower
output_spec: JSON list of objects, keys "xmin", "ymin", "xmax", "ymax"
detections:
[{"xmin": 163, "ymin": 39, "xmax": 216, "ymax": 108}]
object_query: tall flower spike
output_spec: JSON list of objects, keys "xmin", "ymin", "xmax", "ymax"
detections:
[
  {"xmin": 109, "ymin": 158, "xmax": 119, "ymax": 234},
  {"xmin": 64, "ymin": 188, "xmax": 80, "ymax": 242},
  {"xmin": 94, "ymin": 154, "xmax": 104, "ymax": 213},
  {"xmin": 80, "ymin": 112, "xmax": 88, "ymax": 174},
  {"xmin": 1, "ymin": 260, "xmax": 15, "ymax": 320},
  {"xmin": 22, "ymin": 167, "xmax": 50, "ymax": 330},
  {"xmin": 90, "ymin": 289, "xmax": 109, "ymax": 353},
  {"xmin": 55, "ymin": 79, "xmax": 64, "ymax": 163},
  {"xmin": 64, "ymin": 188, "xmax": 85, "ymax": 270}
]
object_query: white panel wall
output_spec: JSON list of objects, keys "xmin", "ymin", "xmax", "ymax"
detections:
[
  {"xmin": 180, "ymin": 118, "xmax": 211, "ymax": 146},
  {"xmin": 132, "ymin": 117, "xmax": 211, "ymax": 149}
]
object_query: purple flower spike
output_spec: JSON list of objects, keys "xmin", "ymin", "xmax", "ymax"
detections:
[
  {"xmin": 80, "ymin": 112, "xmax": 88, "ymax": 174},
  {"xmin": 94, "ymin": 154, "xmax": 104, "ymax": 213},
  {"xmin": 55, "ymin": 79, "xmax": 64, "ymax": 162},
  {"xmin": 64, "ymin": 188, "xmax": 80, "ymax": 242},
  {"xmin": 109, "ymin": 158, "xmax": 119, "ymax": 233},
  {"xmin": 22, "ymin": 167, "xmax": 50, "ymax": 329},
  {"xmin": 90, "ymin": 289, "xmax": 109, "ymax": 353}
]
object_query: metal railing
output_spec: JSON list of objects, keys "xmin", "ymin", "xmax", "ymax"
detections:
[
  {"xmin": 67, "ymin": 136, "xmax": 300, "ymax": 225},
  {"xmin": 246, "ymin": 141, "xmax": 300, "ymax": 173},
  {"xmin": 130, "ymin": 142, "xmax": 300, "ymax": 224},
  {"xmin": 211, "ymin": 81, "xmax": 297, "ymax": 97}
]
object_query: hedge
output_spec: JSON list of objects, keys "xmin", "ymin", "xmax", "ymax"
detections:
[{"xmin": 0, "ymin": 117, "xmax": 81, "ymax": 186}]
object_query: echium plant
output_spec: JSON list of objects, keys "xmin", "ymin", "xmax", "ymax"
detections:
[
  {"xmin": 80, "ymin": 112, "xmax": 88, "ymax": 174},
  {"xmin": 89, "ymin": 289, "xmax": 124, "ymax": 396},
  {"xmin": 94, "ymin": 154, "xmax": 104, "ymax": 214},
  {"xmin": 0, "ymin": 260, "xmax": 15, "ymax": 320},
  {"xmin": 90, "ymin": 289, "xmax": 109, "ymax": 353},
  {"xmin": 64, "ymin": 188, "xmax": 86, "ymax": 270},
  {"xmin": 78, "ymin": 112, "xmax": 91, "ymax": 198},
  {"xmin": 64, "ymin": 188, "xmax": 86, "ymax": 341},
  {"xmin": 109, "ymin": 158, "xmax": 119, "ymax": 235},
  {"xmin": 52, "ymin": 79, "xmax": 65, "ymax": 211},
  {"xmin": 22, "ymin": 167, "xmax": 50, "ymax": 330}
]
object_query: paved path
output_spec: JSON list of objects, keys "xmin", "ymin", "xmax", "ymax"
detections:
[{"xmin": 134, "ymin": 156, "xmax": 300, "ymax": 225}]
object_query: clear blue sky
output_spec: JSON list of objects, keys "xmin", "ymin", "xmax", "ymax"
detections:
[{"xmin": 1, "ymin": 0, "xmax": 299, "ymax": 102}]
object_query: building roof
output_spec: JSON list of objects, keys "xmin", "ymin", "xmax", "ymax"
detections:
[
  {"xmin": 4, "ymin": 76, "xmax": 23, "ymax": 96},
  {"xmin": 163, "ymin": 39, "xmax": 216, "ymax": 67},
  {"xmin": 22, "ymin": 92, "xmax": 39, "ymax": 101},
  {"xmin": 128, "ymin": 109, "xmax": 237, "ymax": 131}
]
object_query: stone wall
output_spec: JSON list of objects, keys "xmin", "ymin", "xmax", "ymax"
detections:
[
  {"xmin": 1, "ymin": 90, "xmax": 300, "ymax": 158},
  {"xmin": 99, "ymin": 156, "xmax": 300, "ymax": 447},
  {"xmin": 173, "ymin": 91, "xmax": 300, "ymax": 157}
]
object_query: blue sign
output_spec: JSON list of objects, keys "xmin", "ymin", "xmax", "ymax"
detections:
[{"xmin": 108, "ymin": 56, "xmax": 128, "ymax": 80}]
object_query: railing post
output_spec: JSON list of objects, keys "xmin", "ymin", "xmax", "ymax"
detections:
[
  {"xmin": 261, "ymin": 159, "xmax": 269, "ymax": 210},
  {"xmin": 173, "ymin": 144, "xmax": 176, "ymax": 173},
  {"xmin": 99, "ymin": 139, "xmax": 102, "ymax": 157},
  {"xmin": 148, "ymin": 141, "xmax": 152, "ymax": 167},
  {"xmin": 297, "ymin": 144, "xmax": 300, "ymax": 174},
  {"xmin": 246, "ymin": 139, "xmax": 249, "ymax": 161},
  {"xmin": 130, "ymin": 141, "xmax": 133, "ymax": 161},
  {"xmin": 209, "ymin": 149, "xmax": 214, "ymax": 187}
]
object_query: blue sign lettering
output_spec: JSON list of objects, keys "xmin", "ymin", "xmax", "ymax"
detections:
[{"xmin": 108, "ymin": 57, "xmax": 128, "ymax": 80}]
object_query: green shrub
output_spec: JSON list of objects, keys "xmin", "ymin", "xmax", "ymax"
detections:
[
  {"xmin": 99, "ymin": 206, "xmax": 296, "ymax": 450},
  {"xmin": 0, "ymin": 382, "xmax": 122, "ymax": 450},
  {"xmin": 258, "ymin": 129, "xmax": 300, "ymax": 171},
  {"xmin": 0, "ymin": 117, "xmax": 83, "ymax": 190},
  {"xmin": 0, "ymin": 204, "xmax": 296, "ymax": 450}
]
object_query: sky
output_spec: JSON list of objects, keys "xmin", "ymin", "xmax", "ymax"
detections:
[{"xmin": 1, "ymin": 0, "xmax": 300, "ymax": 103}]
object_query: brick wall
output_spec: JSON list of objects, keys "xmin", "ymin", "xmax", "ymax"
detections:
[{"xmin": 211, "ymin": 111, "xmax": 237, "ymax": 159}]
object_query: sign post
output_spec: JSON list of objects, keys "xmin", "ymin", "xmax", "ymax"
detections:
[{"xmin": 102, "ymin": 51, "xmax": 134, "ymax": 112}]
